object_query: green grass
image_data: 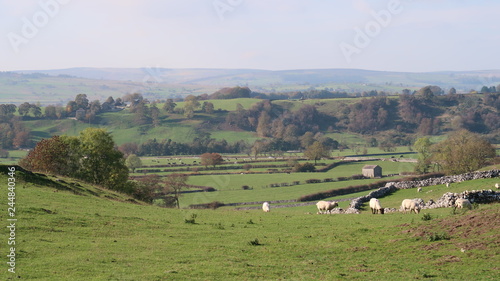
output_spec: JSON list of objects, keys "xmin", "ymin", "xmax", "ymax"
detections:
[
  {"xmin": 0, "ymin": 150, "xmax": 27, "ymax": 165},
  {"xmin": 176, "ymin": 160, "xmax": 415, "ymax": 207},
  {"xmin": 0, "ymin": 166, "xmax": 498, "ymax": 280},
  {"xmin": 176, "ymin": 98, "xmax": 261, "ymax": 111}
]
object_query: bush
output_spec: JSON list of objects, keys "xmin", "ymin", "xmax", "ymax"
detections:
[
  {"xmin": 421, "ymin": 213, "xmax": 432, "ymax": 221},
  {"xmin": 305, "ymin": 179, "xmax": 322, "ymax": 184},
  {"xmin": 212, "ymin": 222, "xmax": 225, "ymax": 230},
  {"xmin": 247, "ymin": 238, "xmax": 262, "ymax": 246},
  {"xmin": 242, "ymin": 185, "xmax": 251, "ymax": 190},
  {"xmin": 242, "ymin": 164, "xmax": 252, "ymax": 171},
  {"xmin": 184, "ymin": 214, "xmax": 197, "ymax": 224},
  {"xmin": 351, "ymin": 174, "xmax": 365, "ymax": 180},
  {"xmin": 427, "ymin": 232, "xmax": 450, "ymax": 242},
  {"xmin": 188, "ymin": 201, "xmax": 224, "ymax": 209},
  {"xmin": 292, "ymin": 162, "xmax": 316, "ymax": 172}
]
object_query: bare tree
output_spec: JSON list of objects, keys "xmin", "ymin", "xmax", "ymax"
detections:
[{"xmin": 164, "ymin": 173, "xmax": 188, "ymax": 208}]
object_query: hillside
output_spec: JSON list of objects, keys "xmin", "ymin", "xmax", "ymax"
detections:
[
  {"xmin": 7, "ymin": 68, "xmax": 500, "ymax": 105},
  {"xmin": 19, "ymin": 93, "xmax": 498, "ymax": 146},
  {"xmin": 0, "ymin": 72, "xmax": 219, "ymax": 105},
  {"xmin": 16, "ymin": 68, "xmax": 500, "ymax": 90},
  {"xmin": 1, "ymin": 165, "xmax": 498, "ymax": 280}
]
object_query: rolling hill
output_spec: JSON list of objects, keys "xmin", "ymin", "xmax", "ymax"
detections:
[
  {"xmin": 1, "ymin": 164, "xmax": 498, "ymax": 280},
  {"xmin": 4, "ymin": 68, "xmax": 500, "ymax": 105}
]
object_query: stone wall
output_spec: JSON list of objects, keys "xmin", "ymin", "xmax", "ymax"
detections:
[
  {"xmin": 384, "ymin": 170, "xmax": 500, "ymax": 190},
  {"xmin": 344, "ymin": 170, "xmax": 500, "ymax": 214}
]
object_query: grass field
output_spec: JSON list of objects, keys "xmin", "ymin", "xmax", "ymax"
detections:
[{"xmin": 1, "ymin": 166, "xmax": 498, "ymax": 280}]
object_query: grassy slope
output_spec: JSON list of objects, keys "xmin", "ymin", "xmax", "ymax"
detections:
[
  {"xmin": 22, "ymin": 99, "xmax": 262, "ymax": 145},
  {"xmin": 0, "ymin": 73, "xmax": 220, "ymax": 105},
  {"xmin": 1, "ymin": 166, "xmax": 498, "ymax": 280},
  {"xmin": 15, "ymin": 95, "xmax": 499, "ymax": 147}
]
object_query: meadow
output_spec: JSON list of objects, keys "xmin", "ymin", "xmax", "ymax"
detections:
[{"xmin": 0, "ymin": 166, "xmax": 498, "ymax": 280}]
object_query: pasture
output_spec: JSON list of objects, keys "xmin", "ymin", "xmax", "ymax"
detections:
[
  {"xmin": 135, "ymin": 155, "xmax": 417, "ymax": 208},
  {"xmin": 0, "ymin": 167, "xmax": 498, "ymax": 280}
]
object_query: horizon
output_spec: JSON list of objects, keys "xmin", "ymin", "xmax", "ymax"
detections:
[
  {"xmin": 2, "ymin": 1, "xmax": 499, "ymax": 73},
  {"xmin": 8, "ymin": 66, "xmax": 500, "ymax": 74}
]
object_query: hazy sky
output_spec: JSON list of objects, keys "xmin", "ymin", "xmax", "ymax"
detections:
[{"xmin": 1, "ymin": 0, "xmax": 499, "ymax": 72}]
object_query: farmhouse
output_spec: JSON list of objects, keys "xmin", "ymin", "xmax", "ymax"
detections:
[{"xmin": 362, "ymin": 165, "xmax": 382, "ymax": 178}]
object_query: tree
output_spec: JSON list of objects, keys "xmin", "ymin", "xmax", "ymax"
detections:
[
  {"xmin": 200, "ymin": 152, "xmax": 224, "ymax": 168},
  {"xmin": 432, "ymin": 130, "xmax": 496, "ymax": 175},
  {"xmin": 44, "ymin": 105, "xmax": 57, "ymax": 119},
  {"xmin": 184, "ymin": 95, "xmax": 200, "ymax": 118},
  {"xmin": 125, "ymin": 154, "xmax": 142, "ymax": 172},
  {"xmin": 75, "ymin": 94, "xmax": 89, "ymax": 110},
  {"xmin": 132, "ymin": 175, "xmax": 160, "ymax": 203},
  {"xmin": 18, "ymin": 102, "xmax": 31, "ymax": 116},
  {"xmin": 480, "ymin": 86, "xmax": 490, "ymax": 94},
  {"xmin": 0, "ymin": 104, "xmax": 16, "ymax": 116},
  {"xmin": 78, "ymin": 128, "xmax": 129, "ymax": 190},
  {"xmin": 19, "ymin": 136, "xmax": 73, "ymax": 175},
  {"xmin": 202, "ymin": 102, "xmax": 214, "ymax": 114},
  {"xmin": 163, "ymin": 99, "xmax": 177, "ymax": 113},
  {"xmin": 304, "ymin": 141, "xmax": 330, "ymax": 165},
  {"xmin": 448, "ymin": 87, "xmax": 457, "ymax": 95},
  {"xmin": 118, "ymin": 142, "xmax": 138, "ymax": 157},
  {"xmin": 256, "ymin": 111, "xmax": 271, "ymax": 137},
  {"xmin": 164, "ymin": 173, "xmax": 188, "ymax": 208},
  {"xmin": 414, "ymin": 137, "xmax": 433, "ymax": 174},
  {"xmin": 300, "ymin": 132, "xmax": 315, "ymax": 149},
  {"xmin": 150, "ymin": 104, "xmax": 160, "ymax": 127}
]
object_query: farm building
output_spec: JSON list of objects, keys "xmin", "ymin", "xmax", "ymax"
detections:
[{"xmin": 362, "ymin": 165, "xmax": 382, "ymax": 178}]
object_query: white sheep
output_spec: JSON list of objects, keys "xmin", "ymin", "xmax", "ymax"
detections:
[
  {"xmin": 455, "ymin": 198, "xmax": 472, "ymax": 210},
  {"xmin": 262, "ymin": 202, "xmax": 270, "ymax": 212},
  {"xmin": 495, "ymin": 183, "xmax": 499, "ymax": 189},
  {"xmin": 401, "ymin": 199, "xmax": 421, "ymax": 214},
  {"xmin": 316, "ymin": 200, "xmax": 338, "ymax": 214},
  {"xmin": 417, "ymin": 187, "xmax": 422, "ymax": 192},
  {"xmin": 369, "ymin": 198, "xmax": 384, "ymax": 214}
]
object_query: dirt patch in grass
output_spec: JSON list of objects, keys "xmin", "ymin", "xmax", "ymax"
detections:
[
  {"xmin": 436, "ymin": 255, "xmax": 461, "ymax": 265},
  {"xmin": 405, "ymin": 206, "xmax": 500, "ymax": 251}
]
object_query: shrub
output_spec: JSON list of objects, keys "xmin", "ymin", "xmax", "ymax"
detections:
[
  {"xmin": 242, "ymin": 164, "xmax": 252, "ymax": 171},
  {"xmin": 248, "ymin": 238, "xmax": 262, "ymax": 246},
  {"xmin": 421, "ymin": 213, "xmax": 432, "ymax": 221},
  {"xmin": 323, "ymin": 178, "xmax": 334, "ymax": 182},
  {"xmin": 337, "ymin": 177, "xmax": 348, "ymax": 181},
  {"xmin": 427, "ymin": 232, "xmax": 450, "ymax": 242},
  {"xmin": 188, "ymin": 201, "xmax": 224, "ymax": 209},
  {"xmin": 351, "ymin": 174, "xmax": 365, "ymax": 180},
  {"xmin": 184, "ymin": 214, "xmax": 197, "ymax": 224},
  {"xmin": 212, "ymin": 222, "xmax": 225, "ymax": 230},
  {"xmin": 305, "ymin": 179, "xmax": 322, "ymax": 184},
  {"xmin": 292, "ymin": 162, "xmax": 316, "ymax": 172},
  {"xmin": 242, "ymin": 185, "xmax": 250, "ymax": 190}
]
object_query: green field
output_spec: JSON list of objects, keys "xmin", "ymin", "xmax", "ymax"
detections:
[{"xmin": 1, "ymin": 166, "xmax": 498, "ymax": 280}]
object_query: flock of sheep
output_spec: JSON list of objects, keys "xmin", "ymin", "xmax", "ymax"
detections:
[
  {"xmin": 260, "ymin": 183, "xmax": 500, "ymax": 213},
  {"xmin": 261, "ymin": 197, "xmax": 474, "ymax": 214}
]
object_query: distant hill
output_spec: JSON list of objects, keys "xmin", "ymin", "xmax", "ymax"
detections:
[
  {"xmin": 3, "ymin": 67, "xmax": 500, "ymax": 105},
  {"xmin": 15, "ymin": 67, "xmax": 500, "ymax": 91}
]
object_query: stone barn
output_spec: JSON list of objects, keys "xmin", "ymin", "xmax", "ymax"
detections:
[{"xmin": 362, "ymin": 165, "xmax": 382, "ymax": 178}]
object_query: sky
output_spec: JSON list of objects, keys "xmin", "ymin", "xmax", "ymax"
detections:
[{"xmin": 1, "ymin": 0, "xmax": 499, "ymax": 72}]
